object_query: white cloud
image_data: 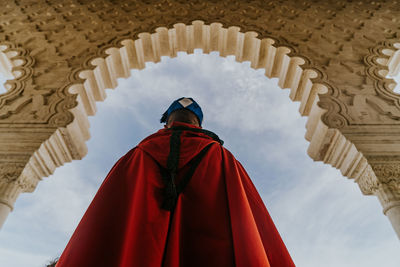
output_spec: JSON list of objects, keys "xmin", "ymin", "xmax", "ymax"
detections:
[{"xmin": 264, "ymin": 163, "xmax": 400, "ymax": 267}]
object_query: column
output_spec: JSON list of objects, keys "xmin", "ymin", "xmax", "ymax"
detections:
[
  {"xmin": 0, "ymin": 202, "xmax": 11, "ymax": 229},
  {"xmin": 369, "ymin": 161, "xmax": 400, "ymax": 239},
  {"xmin": 356, "ymin": 162, "xmax": 400, "ymax": 239},
  {"xmin": 376, "ymin": 183, "xmax": 400, "ymax": 239},
  {"xmin": 0, "ymin": 181, "xmax": 23, "ymax": 229}
]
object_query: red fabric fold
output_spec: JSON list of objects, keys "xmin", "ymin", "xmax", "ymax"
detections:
[{"xmin": 57, "ymin": 123, "xmax": 295, "ymax": 267}]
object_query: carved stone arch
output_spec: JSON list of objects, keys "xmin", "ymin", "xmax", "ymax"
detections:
[
  {"xmin": 18, "ymin": 21, "xmax": 372, "ymax": 208},
  {"xmin": 0, "ymin": 21, "xmax": 381, "ymax": 231}
]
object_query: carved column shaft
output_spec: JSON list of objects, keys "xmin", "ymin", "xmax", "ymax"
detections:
[
  {"xmin": 358, "ymin": 160, "xmax": 400, "ymax": 239},
  {"xmin": 0, "ymin": 202, "xmax": 11, "ymax": 229},
  {"xmin": 376, "ymin": 183, "xmax": 400, "ymax": 238},
  {"xmin": 0, "ymin": 181, "xmax": 23, "ymax": 229}
]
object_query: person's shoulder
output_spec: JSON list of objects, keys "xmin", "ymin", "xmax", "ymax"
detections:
[
  {"xmin": 219, "ymin": 146, "xmax": 242, "ymax": 162},
  {"xmin": 138, "ymin": 128, "xmax": 170, "ymax": 145},
  {"xmin": 115, "ymin": 147, "xmax": 139, "ymax": 162}
]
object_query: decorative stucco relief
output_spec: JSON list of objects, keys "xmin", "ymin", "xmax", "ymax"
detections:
[
  {"xmin": 356, "ymin": 156, "xmax": 400, "ymax": 214},
  {"xmin": 356, "ymin": 164, "xmax": 380, "ymax": 195},
  {"xmin": 0, "ymin": 0, "xmax": 399, "ymax": 128},
  {"xmin": 372, "ymin": 161, "xmax": 400, "ymax": 184},
  {"xmin": 0, "ymin": 162, "xmax": 25, "ymax": 183}
]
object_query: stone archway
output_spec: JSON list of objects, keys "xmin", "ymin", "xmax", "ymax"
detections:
[{"xmin": 0, "ymin": 1, "xmax": 400, "ymax": 239}]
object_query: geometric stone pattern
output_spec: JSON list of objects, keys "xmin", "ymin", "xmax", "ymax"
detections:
[{"xmin": 0, "ymin": 0, "xmax": 400, "ymax": 236}]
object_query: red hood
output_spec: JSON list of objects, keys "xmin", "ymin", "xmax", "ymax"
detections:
[{"xmin": 138, "ymin": 122, "xmax": 219, "ymax": 169}]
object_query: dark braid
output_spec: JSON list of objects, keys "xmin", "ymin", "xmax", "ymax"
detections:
[
  {"xmin": 161, "ymin": 130, "xmax": 182, "ymax": 211},
  {"xmin": 160, "ymin": 126, "xmax": 223, "ymax": 211}
]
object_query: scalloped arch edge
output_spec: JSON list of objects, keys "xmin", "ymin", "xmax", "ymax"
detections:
[{"xmin": 11, "ymin": 21, "xmax": 378, "ymax": 209}]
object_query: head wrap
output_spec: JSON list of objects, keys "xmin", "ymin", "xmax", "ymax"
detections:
[{"xmin": 160, "ymin": 97, "xmax": 203, "ymax": 126}]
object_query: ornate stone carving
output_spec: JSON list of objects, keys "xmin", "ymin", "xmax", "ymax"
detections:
[
  {"xmin": 372, "ymin": 163, "xmax": 400, "ymax": 183},
  {"xmin": 0, "ymin": 0, "xmax": 398, "ymax": 127},
  {"xmin": 356, "ymin": 165, "xmax": 380, "ymax": 195},
  {"xmin": 0, "ymin": 162, "xmax": 38, "ymax": 209},
  {"xmin": 363, "ymin": 42, "xmax": 400, "ymax": 120},
  {"xmin": 354, "ymin": 159, "xmax": 400, "ymax": 216},
  {"xmin": 0, "ymin": 163, "xmax": 25, "ymax": 183}
]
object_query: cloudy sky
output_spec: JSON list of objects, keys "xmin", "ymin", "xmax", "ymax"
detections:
[{"xmin": 1, "ymin": 51, "xmax": 399, "ymax": 267}]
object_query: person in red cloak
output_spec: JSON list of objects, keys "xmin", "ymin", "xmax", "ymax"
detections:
[{"xmin": 56, "ymin": 97, "xmax": 295, "ymax": 267}]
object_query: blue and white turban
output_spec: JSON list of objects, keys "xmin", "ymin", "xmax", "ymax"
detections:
[{"xmin": 160, "ymin": 97, "xmax": 203, "ymax": 126}]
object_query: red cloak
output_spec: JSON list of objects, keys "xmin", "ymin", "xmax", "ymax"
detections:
[{"xmin": 56, "ymin": 122, "xmax": 295, "ymax": 267}]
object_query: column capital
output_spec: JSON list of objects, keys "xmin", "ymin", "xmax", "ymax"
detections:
[
  {"xmin": 0, "ymin": 162, "xmax": 38, "ymax": 210},
  {"xmin": 357, "ymin": 158, "xmax": 400, "ymax": 202},
  {"xmin": 0, "ymin": 162, "xmax": 25, "ymax": 184},
  {"xmin": 372, "ymin": 160, "xmax": 400, "ymax": 214},
  {"xmin": 356, "ymin": 159, "xmax": 400, "ymax": 238},
  {"xmin": 356, "ymin": 165, "xmax": 380, "ymax": 196}
]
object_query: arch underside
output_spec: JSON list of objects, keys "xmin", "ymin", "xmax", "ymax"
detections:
[
  {"xmin": 6, "ymin": 22, "xmax": 376, "ymax": 203},
  {"xmin": 0, "ymin": 0, "xmax": 400, "ymax": 236}
]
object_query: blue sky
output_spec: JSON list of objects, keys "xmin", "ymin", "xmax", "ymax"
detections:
[{"xmin": 0, "ymin": 51, "xmax": 399, "ymax": 267}]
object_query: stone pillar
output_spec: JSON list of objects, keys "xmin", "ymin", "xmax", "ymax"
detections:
[
  {"xmin": 376, "ymin": 182, "xmax": 400, "ymax": 239},
  {"xmin": 0, "ymin": 181, "xmax": 24, "ymax": 229},
  {"xmin": 383, "ymin": 204, "xmax": 400, "ymax": 238},
  {"xmin": 358, "ymin": 160, "xmax": 400, "ymax": 239},
  {"xmin": 0, "ymin": 202, "xmax": 11, "ymax": 229},
  {"xmin": 0, "ymin": 181, "xmax": 23, "ymax": 229}
]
